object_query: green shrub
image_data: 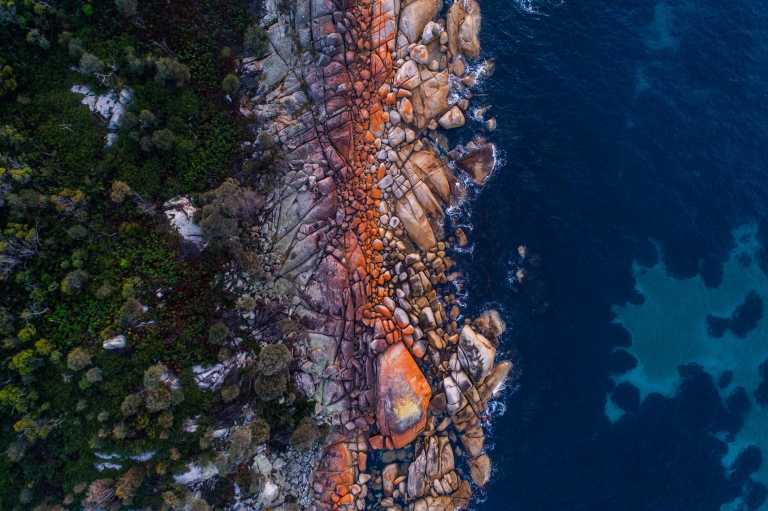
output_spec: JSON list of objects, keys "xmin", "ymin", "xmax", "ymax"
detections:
[
  {"xmin": 250, "ymin": 417, "xmax": 270, "ymax": 444},
  {"xmin": 67, "ymin": 347, "xmax": 92, "ymax": 371},
  {"xmin": 120, "ymin": 297, "xmax": 143, "ymax": 323},
  {"xmin": 143, "ymin": 364, "xmax": 166, "ymax": 389},
  {"xmin": 244, "ymin": 25, "xmax": 270, "ymax": 58},
  {"xmin": 221, "ymin": 382, "xmax": 240, "ymax": 402},
  {"xmin": 254, "ymin": 372, "xmax": 286, "ymax": 401},
  {"xmin": 289, "ymin": 417, "xmax": 320, "ymax": 452},
  {"xmin": 61, "ymin": 269, "xmax": 88, "ymax": 293},
  {"xmin": 208, "ymin": 322, "xmax": 229, "ymax": 344},
  {"xmin": 222, "ymin": 73, "xmax": 240, "ymax": 94},
  {"xmin": 259, "ymin": 344, "xmax": 291, "ymax": 376},
  {"xmin": 152, "ymin": 129, "xmax": 175, "ymax": 151},
  {"xmin": 121, "ymin": 394, "xmax": 142, "ymax": 416},
  {"xmin": 155, "ymin": 57, "xmax": 191, "ymax": 87}
]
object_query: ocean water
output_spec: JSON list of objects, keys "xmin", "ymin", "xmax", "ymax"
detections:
[{"xmin": 450, "ymin": 0, "xmax": 768, "ymax": 509}]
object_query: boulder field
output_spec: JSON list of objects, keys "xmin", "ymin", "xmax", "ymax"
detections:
[{"xmin": 238, "ymin": 0, "xmax": 509, "ymax": 509}]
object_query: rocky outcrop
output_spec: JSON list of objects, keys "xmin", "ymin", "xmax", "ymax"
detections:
[
  {"xmin": 233, "ymin": 0, "xmax": 511, "ymax": 509},
  {"xmin": 454, "ymin": 142, "xmax": 496, "ymax": 184}
]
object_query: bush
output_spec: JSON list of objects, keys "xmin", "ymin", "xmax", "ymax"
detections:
[
  {"xmin": 190, "ymin": 499, "xmax": 213, "ymax": 511},
  {"xmin": 120, "ymin": 297, "xmax": 143, "ymax": 323},
  {"xmin": 146, "ymin": 384, "xmax": 172, "ymax": 412},
  {"xmin": 151, "ymin": 128, "xmax": 175, "ymax": 151},
  {"xmin": 208, "ymin": 322, "xmax": 228, "ymax": 344},
  {"xmin": 121, "ymin": 394, "xmax": 142, "ymax": 416},
  {"xmin": 96, "ymin": 283, "xmax": 114, "ymax": 299},
  {"xmin": 236, "ymin": 295, "xmax": 256, "ymax": 311},
  {"xmin": 259, "ymin": 344, "xmax": 291, "ymax": 376},
  {"xmin": 85, "ymin": 367, "xmax": 103, "ymax": 383},
  {"xmin": 79, "ymin": 53, "xmax": 105, "ymax": 76},
  {"xmin": 110, "ymin": 181, "xmax": 131, "ymax": 203},
  {"xmin": 254, "ymin": 372, "xmax": 286, "ymax": 401},
  {"xmin": 289, "ymin": 417, "xmax": 320, "ymax": 452},
  {"xmin": 115, "ymin": 0, "xmax": 138, "ymax": 17},
  {"xmin": 155, "ymin": 57, "xmax": 191, "ymax": 87},
  {"xmin": 244, "ymin": 25, "xmax": 270, "ymax": 58},
  {"xmin": 115, "ymin": 466, "xmax": 145, "ymax": 500},
  {"xmin": 227, "ymin": 426, "xmax": 253, "ymax": 465},
  {"xmin": 143, "ymin": 364, "xmax": 166, "ymax": 389},
  {"xmin": 221, "ymin": 382, "xmax": 240, "ymax": 402},
  {"xmin": 222, "ymin": 73, "xmax": 240, "ymax": 94},
  {"xmin": 250, "ymin": 417, "xmax": 270, "ymax": 444},
  {"xmin": 61, "ymin": 269, "xmax": 88, "ymax": 293},
  {"xmin": 67, "ymin": 347, "xmax": 92, "ymax": 371}
]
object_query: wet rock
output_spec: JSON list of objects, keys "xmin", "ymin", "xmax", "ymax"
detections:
[
  {"xmin": 457, "ymin": 325, "xmax": 496, "ymax": 384},
  {"xmin": 454, "ymin": 143, "xmax": 496, "ymax": 184},
  {"xmin": 447, "ymin": 0, "xmax": 481, "ymax": 59},
  {"xmin": 454, "ymin": 227, "xmax": 469, "ymax": 247},
  {"xmin": 469, "ymin": 454, "xmax": 491, "ymax": 487},
  {"xmin": 438, "ymin": 106, "xmax": 465, "ymax": 129},
  {"xmin": 477, "ymin": 360, "xmax": 513, "ymax": 402}
]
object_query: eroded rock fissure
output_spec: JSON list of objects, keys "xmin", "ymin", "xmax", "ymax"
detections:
[{"xmin": 240, "ymin": 0, "xmax": 509, "ymax": 509}]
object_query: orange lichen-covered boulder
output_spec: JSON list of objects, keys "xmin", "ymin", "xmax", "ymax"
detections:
[{"xmin": 375, "ymin": 341, "xmax": 431, "ymax": 448}]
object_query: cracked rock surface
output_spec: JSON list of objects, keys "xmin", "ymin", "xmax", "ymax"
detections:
[{"xmin": 235, "ymin": 0, "xmax": 510, "ymax": 509}]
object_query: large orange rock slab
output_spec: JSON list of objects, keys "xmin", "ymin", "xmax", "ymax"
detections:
[{"xmin": 376, "ymin": 341, "xmax": 431, "ymax": 448}]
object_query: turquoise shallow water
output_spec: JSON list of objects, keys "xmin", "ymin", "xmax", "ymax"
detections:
[{"xmin": 448, "ymin": 0, "xmax": 768, "ymax": 509}]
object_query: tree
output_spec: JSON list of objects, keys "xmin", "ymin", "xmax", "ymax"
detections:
[
  {"xmin": 83, "ymin": 479, "xmax": 116, "ymax": 509},
  {"xmin": 289, "ymin": 417, "xmax": 320, "ymax": 452},
  {"xmin": 85, "ymin": 367, "xmax": 103, "ymax": 383},
  {"xmin": 208, "ymin": 322, "xmax": 228, "ymax": 344},
  {"xmin": 0, "ymin": 224, "xmax": 39, "ymax": 280},
  {"xmin": 110, "ymin": 181, "xmax": 130, "ymax": 203},
  {"xmin": 259, "ymin": 344, "xmax": 291, "ymax": 376},
  {"xmin": 198, "ymin": 178, "xmax": 261, "ymax": 244},
  {"xmin": 222, "ymin": 73, "xmax": 240, "ymax": 94},
  {"xmin": 79, "ymin": 53, "xmax": 105, "ymax": 76},
  {"xmin": 121, "ymin": 394, "xmax": 141, "ymax": 416},
  {"xmin": 95, "ymin": 283, "xmax": 114, "ymax": 299},
  {"xmin": 115, "ymin": 466, "xmax": 144, "ymax": 500},
  {"xmin": 151, "ymin": 128, "xmax": 175, "ymax": 151},
  {"xmin": 26, "ymin": 29, "xmax": 50, "ymax": 50},
  {"xmin": 61, "ymin": 269, "xmax": 88, "ymax": 293},
  {"xmin": 115, "ymin": 0, "xmax": 138, "ymax": 18},
  {"xmin": 143, "ymin": 364, "xmax": 166, "ymax": 389},
  {"xmin": 112, "ymin": 421, "xmax": 129, "ymax": 439},
  {"xmin": 146, "ymin": 384, "xmax": 172, "ymax": 412},
  {"xmin": 9, "ymin": 349, "xmax": 36, "ymax": 375},
  {"xmin": 155, "ymin": 57, "xmax": 191, "ymax": 87},
  {"xmin": 67, "ymin": 347, "xmax": 92, "ymax": 371},
  {"xmin": 235, "ymin": 244, "xmax": 263, "ymax": 278},
  {"xmin": 244, "ymin": 25, "xmax": 270, "ymax": 58}
]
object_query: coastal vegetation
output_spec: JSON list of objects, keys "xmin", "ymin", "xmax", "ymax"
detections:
[{"xmin": 0, "ymin": 0, "xmax": 309, "ymax": 508}]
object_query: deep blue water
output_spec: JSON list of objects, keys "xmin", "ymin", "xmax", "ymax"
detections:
[{"xmin": 452, "ymin": 0, "xmax": 768, "ymax": 509}]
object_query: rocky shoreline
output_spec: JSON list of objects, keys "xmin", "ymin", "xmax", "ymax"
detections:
[{"xmin": 233, "ymin": 0, "xmax": 511, "ymax": 509}]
